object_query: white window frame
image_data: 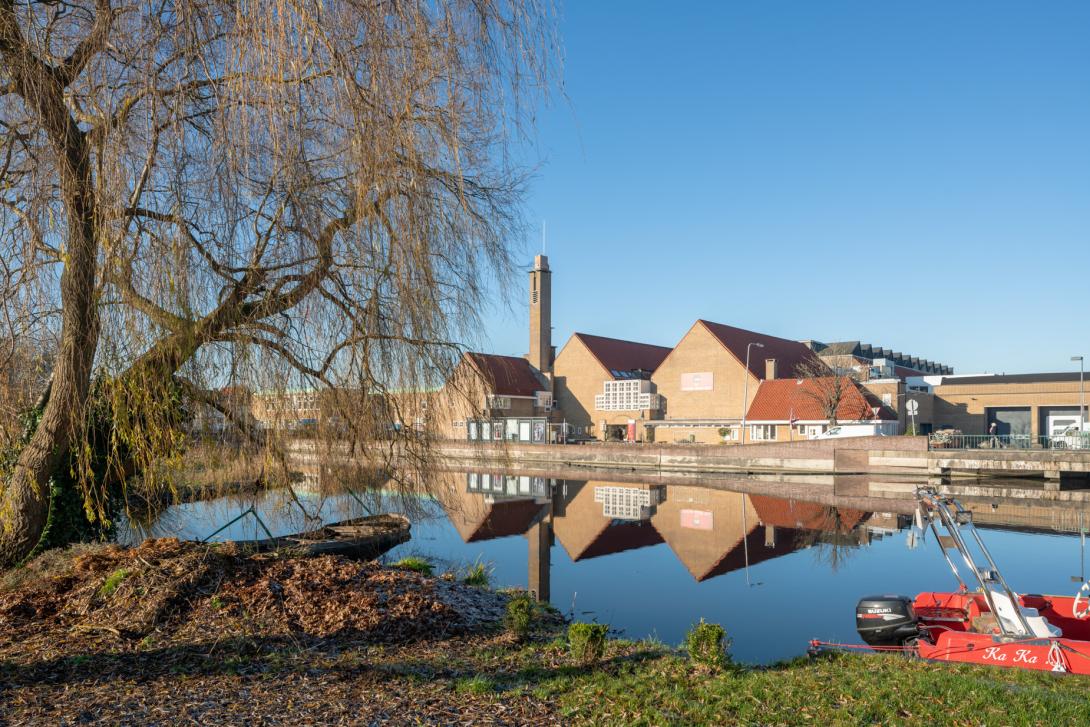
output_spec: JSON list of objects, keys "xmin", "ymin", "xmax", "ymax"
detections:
[{"xmin": 751, "ymin": 424, "xmax": 777, "ymax": 441}]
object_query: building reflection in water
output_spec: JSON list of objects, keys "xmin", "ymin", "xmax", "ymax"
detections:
[{"xmin": 434, "ymin": 471, "xmax": 902, "ymax": 601}]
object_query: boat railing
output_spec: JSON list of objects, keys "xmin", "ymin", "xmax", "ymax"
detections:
[{"xmin": 916, "ymin": 487, "xmax": 1035, "ymax": 638}]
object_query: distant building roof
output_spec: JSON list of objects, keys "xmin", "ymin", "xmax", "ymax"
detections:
[
  {"xmin": 806, "ymin": 340, "xmax": 953, "ymax": 375},
  {"xmin": 698, "ymin": 320, "xmax": 823, "ymax": 380},
  {"xmin": 746, "ymin": 376, "xmax": 898, "ymax": 422},
  {"xmin": 571, "ymin": 333, "xmax": 672, "ymax": 378},
  {"xmin": 936, "ymin": 372, "xmax": 1084, "ymax": 387},
  {"xmin": 464, "ymin": 352, "xmax": 544, "ymax": 397}
]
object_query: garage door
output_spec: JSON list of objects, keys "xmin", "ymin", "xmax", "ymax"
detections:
[{"xmin": 986, "ymin": 407, "xmax": 1031, "ymax": 436}]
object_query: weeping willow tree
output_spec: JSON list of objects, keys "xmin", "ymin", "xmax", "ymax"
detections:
[{"xmin": 0, "ymin": 0, "xmax": 557, "ymax": 565}]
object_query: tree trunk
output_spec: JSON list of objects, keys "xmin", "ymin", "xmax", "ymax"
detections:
[{"xmin": 0, "ymin": 10, "xmax": 102, "ymax": 565}]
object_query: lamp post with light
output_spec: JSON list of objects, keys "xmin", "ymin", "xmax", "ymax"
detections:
[{"xmin": 740, "ymin": 342, "xmax": 764, "ymax": 444}]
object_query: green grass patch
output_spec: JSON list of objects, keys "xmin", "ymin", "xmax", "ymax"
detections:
[
  {"xmin": 393, "ymin": 556, "xmax": 434, "ymax": 576},
  {"xmin": 98, "ymin": 568, "xmax": 131, "ymax": 598},
  {"xmin": 455, "ymin": 676, "xmax": 495, "ymax": 695},
  {"xmin": 529, "ymin": 649, "xmax": 1090, "ymax": 725},
  {"xmin": 462, "ymin": 560, "xmax": 491, "ymax": 587}
]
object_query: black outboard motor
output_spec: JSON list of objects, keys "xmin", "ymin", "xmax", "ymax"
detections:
[{"xmin": 856, "ymin": 595, "xmax": 919, "ymax": 648}]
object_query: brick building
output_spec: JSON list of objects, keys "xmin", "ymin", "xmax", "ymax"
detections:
[
  {"xmin": 924, "ymin": 372, "xmax": 1087, "ymax": 438},
  {"xmin": 552, "ymin": 332, "xmax": 672, "ymax": 441},
  {"xmin": 647, "ymin": 319, "xmax": 823, "ymax": 443},
  {"xmin": 743, "ymin": 376, "xmax": 898, "ymax": 442}
]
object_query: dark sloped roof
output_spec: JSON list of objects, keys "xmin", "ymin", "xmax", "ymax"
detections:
[
  {"xmin": 573, "ymin": 333, "xmax": 672, "ymax": 377},
  {"xmin": 745, "ymin": 376, "xmax": 898, "ymax": 421},
  {"xmin": 577, "ymin": 521, "xmax": 664, "ymax": 560},
  {"xmin": 698, "ymin": 320, "xmax": 824, "ymax": 380},
  {"xmin": 820, "ymin": 341, "xmax": 862, "ymax": 356},
  {"xmin": 464, "ymin": 352, "xmax": 544, "ymax": 397},
  {"xmin": 466, "ymin": 499, "xmax": 547, "ymax": 542},
  {"xmin": 699, "ymin": 528, "xmax": 801, "ymax": 582}
]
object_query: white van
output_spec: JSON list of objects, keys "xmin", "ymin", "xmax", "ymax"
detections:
[{"xmin": 813, "ymin": 423, "xmax": 894, "ymax": 440}]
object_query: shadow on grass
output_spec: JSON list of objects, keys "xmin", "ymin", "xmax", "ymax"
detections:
[{"xmin": 0, "ymin": 633, "xmax": 668, "ymax": 699}]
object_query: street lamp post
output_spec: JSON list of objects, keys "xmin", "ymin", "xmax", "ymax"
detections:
[
  {"xmin": 1074, "ymin": 355, "xmax": 1086, "ymax": 430},
  {"xmin": 740, "ymin": 342, "xmax": 764, "ymax": 444}
]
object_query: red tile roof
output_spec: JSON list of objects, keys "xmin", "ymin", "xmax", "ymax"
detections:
[
  {"xmin": 572, "ymin": 333, "xmax": 672, "ymax": 377},
  {"xmin": 745, "ymin": 376, "xmax": 898, "ymax": 421},
  {"xmin": 698, "ymin": 320, "xmax": 824, "ymax": 380},
  {"xmin": 464, "ymin": 352, "xmax": 544, "ymax": 397},
  {"xmin": 749, "ymin": 495, "xmax": 867, "ymax": 534}
]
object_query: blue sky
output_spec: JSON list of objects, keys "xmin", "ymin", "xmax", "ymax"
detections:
[{"xmin": 480, "ymin": 2, "xmax": 1090, "ymax": 374}]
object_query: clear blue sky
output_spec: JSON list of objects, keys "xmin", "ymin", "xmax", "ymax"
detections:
[{"xmin": 480, "ymin": 2, "xmax": 1090, "ymax": 375}]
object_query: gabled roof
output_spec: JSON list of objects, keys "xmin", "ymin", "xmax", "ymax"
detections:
[
  {"xmin": 463, "ymin": 499, "xmax": 547, "ymax": 542},
  {"xmin": 463, "ymin": 352, "xmax": 544, "ymax": 397},
  {"xmin": 576, "ymin": 521, "xmax": 664, "ymax": 560},
  {"xmin": 697, "ymin": 320, "xmax": 823, "ymax": 380},
  {"xmin": 699, "ymin": 529, "xmax": 801, "ymax": 581},
  {"xmin": 571, "ymin": 333, "xmax": 672, "ymax": 378},
  {"xmin": 745, "ymin": 376, "xmax": 898, "ymax": 421}
]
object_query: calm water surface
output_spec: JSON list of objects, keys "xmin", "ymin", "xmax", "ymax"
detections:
[{"xmin": 121, "ymin": 471, "xmax": 1090, "ymax": 664}]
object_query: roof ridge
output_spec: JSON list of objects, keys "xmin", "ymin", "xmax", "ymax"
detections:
[{"xmin": 574, "ymin": 331, "xmax": 672, "ymax": 350}]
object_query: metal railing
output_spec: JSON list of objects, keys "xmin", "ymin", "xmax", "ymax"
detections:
[{"xmin": 928, "ymin": 432, "xmax": 1090, "ymax": 451}]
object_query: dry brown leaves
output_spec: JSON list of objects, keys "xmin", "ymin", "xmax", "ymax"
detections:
[
  {"xmin": 216, "ymin": 556, "xmax": 496, "ymax": 641},
  {"xmin": 0, "ymin": 539, "xmax": 553, "ymax": 724}
]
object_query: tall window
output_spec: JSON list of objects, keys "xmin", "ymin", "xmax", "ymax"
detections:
[{"xmin": 751, "ymin": 424, "xmax": 777, "ymax": 441}]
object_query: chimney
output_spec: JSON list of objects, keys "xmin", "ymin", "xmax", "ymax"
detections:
[
  {"xmin": 765, "ymin": 358, "xmax": 778, "ymax": 380},
  {"xmin": 527, "ymin": 254, "xmax": 552, "ymax": 375}
]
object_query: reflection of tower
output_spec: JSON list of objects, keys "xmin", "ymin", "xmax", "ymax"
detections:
[
  {"xmin": 527, "ymin": 510, "xmax": 552, "ymax": 602},
  {"xmin": 527, "ymin": 254, "xmax": 553, "ymax": 375}
]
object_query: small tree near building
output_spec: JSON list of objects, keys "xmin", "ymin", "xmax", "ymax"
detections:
[{"xmin": 795, "ymin": 359, "xmax": 847, "ymax": 427}]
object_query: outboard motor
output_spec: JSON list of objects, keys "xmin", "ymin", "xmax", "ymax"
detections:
[{"xmin": 856, "ymin": 595, "xmax": 919, "ymax": 648}]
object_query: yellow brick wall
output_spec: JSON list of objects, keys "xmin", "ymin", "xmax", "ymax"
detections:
[
  {"xmin": 552, "ymin": 336, "xmax": 609, "ymax": 434},
  {"xmin": 651, "ymin": 323, "xmax": 758, "ymax": 421},
  {"xmin": 931, "ymin": 380, "xmax": 1085, "ymax": 436},
  {"xmin": 553, "ymin": 336, "xmax": 665, "ymax": 436}
]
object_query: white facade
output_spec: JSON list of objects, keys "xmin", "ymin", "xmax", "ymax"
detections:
[
  {"xmin": 595, "ymin": 379, "xmax": 662, "ymax": 412},
  {"xmin": 593, "ymin": 485, "xmax": 663, "ymax": 520}
]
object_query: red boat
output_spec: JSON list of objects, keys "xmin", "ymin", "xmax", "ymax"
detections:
[{"xmin": 811, "ymin": 488, "xmax": 1090, "ymax": 675}]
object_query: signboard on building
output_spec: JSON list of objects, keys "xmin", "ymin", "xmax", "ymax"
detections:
[{"xmin": 681, "ymin": 372, "xmax": 713, "ymax": 391}]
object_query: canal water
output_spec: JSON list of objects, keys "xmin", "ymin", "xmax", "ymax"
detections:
[{"xmin": 118, "ymin": 470, "xmax": 1090, "ymax": 664}]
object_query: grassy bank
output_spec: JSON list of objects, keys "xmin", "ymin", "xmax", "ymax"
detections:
[{"xmin": 2, "ymin": 542, "xmax": 1087, "ymax": 725}]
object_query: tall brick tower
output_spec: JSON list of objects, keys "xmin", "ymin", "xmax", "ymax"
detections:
[{"xmin": 527, "ymin": 254, "xmax": 552, "ymax": 375}]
